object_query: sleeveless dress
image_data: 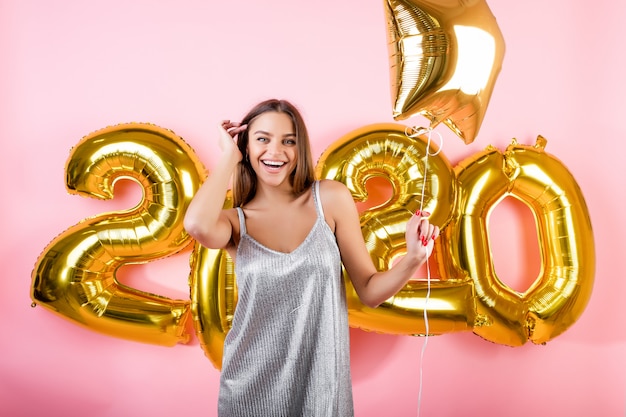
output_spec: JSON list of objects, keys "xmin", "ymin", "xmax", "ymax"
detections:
[{"xmin": 217, "ymin": 181, "xmax": 354, "ymax": 417}]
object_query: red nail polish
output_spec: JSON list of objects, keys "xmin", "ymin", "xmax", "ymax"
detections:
[{"xmin": 415, "ymin": 210, "xmax": 422, "ymax": 216}]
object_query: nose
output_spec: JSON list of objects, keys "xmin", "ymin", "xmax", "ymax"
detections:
[{"xmin": 267, "ymin": 140, "xmax": 284, "ymax": 155}]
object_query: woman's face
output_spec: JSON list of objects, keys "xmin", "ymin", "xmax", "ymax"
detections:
[{"xmin": 246, "ymin": 111, "xmax": 298, "ymax": 188}]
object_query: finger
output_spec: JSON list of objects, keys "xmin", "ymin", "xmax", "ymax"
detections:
[
  {"xmin": 421, "ymin": 224, "xmax": 440, "ymax": 246},
  {"xmin": 419, "ymin": 218, "xmax": 441, "ymax": 244},
  {"xmin": 414, "ymin": 210, "xmax": 431, "ymax": 218},
  {"xmin": 221, "ymin": 120, "xmax": 242, "ymax": 130},
  {"xmin": 418, "ymin": 220, "xmax": 431, "ymax": 245},
  {"xmin": 418, "ymin": 217, "xmax": 431, "ymax": 236},
  {"xmin": 407, "ymin": 211, "xmax": 421, "ymax": 236},
  {"xmin": 411, "ymin": 210, "xmax": 430, "ymax": 233},
  {"xmin": 227, "ymin": 124, "xmax": 247, "ymax": 138}
]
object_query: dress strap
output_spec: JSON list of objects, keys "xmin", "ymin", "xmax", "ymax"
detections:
[
  {"xmin": 235, "ymin": 207, "xmax": 247, "ymax": 236},
  {"xmin": 312, "ymin": 180, "xmax": 325, "ymax": 219}
]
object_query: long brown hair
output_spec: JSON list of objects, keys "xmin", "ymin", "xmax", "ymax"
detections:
[{"xmin": 233, "ymin": 99, "xmax": 315, "ymax": 207}]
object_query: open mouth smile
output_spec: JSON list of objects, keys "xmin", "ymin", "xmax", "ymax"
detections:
[{"xmin": 261, "ymin": 160, "xmax": 286, "ymax": 169}]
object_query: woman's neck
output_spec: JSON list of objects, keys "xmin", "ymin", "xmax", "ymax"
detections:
[
  {"xmin": 248, "ymin": 181, "xmax": 309, "ymax": 209},
  {"xmin": 254, "ymin": 182, "xmax": 295, "ymax": 203}
]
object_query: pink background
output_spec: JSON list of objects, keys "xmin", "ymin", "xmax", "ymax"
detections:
[{"xmin": 2, "ymin": 0, "xmax": 625, "ymax": 416}]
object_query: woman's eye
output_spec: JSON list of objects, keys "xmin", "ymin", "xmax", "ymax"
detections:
[
  {"xmin": 257, "ymin": 137, "xmax": 268, "ymax": 143},
  {"xmin": 284, "ymin": 139, "xmax": 296, "ymax": 145}
]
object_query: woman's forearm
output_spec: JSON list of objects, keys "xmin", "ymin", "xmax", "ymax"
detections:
[
  {"xmin": 357, "ymin": 252, "xmax": 428, "ymax": 308},
  {"xmin": 183, "ymin": 151, "xmax": 240, "ymax": 248}
]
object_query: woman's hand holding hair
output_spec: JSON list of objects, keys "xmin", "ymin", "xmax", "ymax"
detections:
[{"xmin": 218, "ymin": 120, "xmax": 247, "ymax": 162}]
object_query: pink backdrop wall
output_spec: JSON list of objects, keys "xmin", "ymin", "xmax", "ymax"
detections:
[{"xmin": 2, "ymin": 1, "xmax": 625, "ymax": 416}]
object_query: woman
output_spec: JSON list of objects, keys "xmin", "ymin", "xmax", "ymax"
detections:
[{"xmin": 184, "ymin": 99, "xmax": 439, "ymax": 417}]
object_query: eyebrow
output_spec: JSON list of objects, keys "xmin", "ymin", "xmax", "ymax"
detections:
[{"xmin": 252, "ymin": 130, "xmax": 296, "ymax": 138}]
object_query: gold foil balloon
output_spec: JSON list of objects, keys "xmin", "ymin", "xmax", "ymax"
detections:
[
  {"xmin": 31, "ymin": 123, "xmax": 205, "ymax": 346},
  {"xmin": 384, "ymin": 0, "xmax": 505, "ymax": 144},
  {"xmin": 316, "ymin": 124, "xmax": 477, "ymax": 336},
  {"xmin": 190, "ymin": 246, "xmax": 235, "ymax": 369},
  {"xmin": 190, "ymin": 192, "xmax": 236, "ymax": 369},
  {"xmin": 440, "ymin": 137, "xmax": 595, "ymax": 345}
]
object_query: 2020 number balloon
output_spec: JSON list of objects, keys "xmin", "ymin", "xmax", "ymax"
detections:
[{"xmin": 31, "ymin": 123, "xmax": 594, "ymax": 367}]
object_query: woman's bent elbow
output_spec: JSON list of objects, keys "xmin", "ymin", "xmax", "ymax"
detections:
[
  {"xmin": 184, "ymin": 218, "xmax": 210, "ymax": 246},
  {"xmin": 357, "ymin": 292, "xmax": 384, "ymax": 309},
  {"xmin": 183, "ymin": 217, "xmax": 229, "ymax": 249},
  {"xmin": 183, "ymin": 217, "xmax": 200, "ymax": 239}
]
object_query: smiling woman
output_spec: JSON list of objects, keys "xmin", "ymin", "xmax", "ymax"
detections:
[{"xmin": 182, "ymin": 98, "xmax": 440, "ymax": 416}]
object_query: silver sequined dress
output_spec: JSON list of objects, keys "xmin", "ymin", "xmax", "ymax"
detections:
[{"xmin": 217, "ymin": 181, "xmax": 354, "ymax": 417}]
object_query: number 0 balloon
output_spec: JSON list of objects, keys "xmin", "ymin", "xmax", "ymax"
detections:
[{"xmin": 439, "ymin": 137, "xmax": 595, "ymax": 345}]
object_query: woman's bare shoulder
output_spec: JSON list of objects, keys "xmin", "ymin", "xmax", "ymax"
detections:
[
  {"xmin": 318, "ymin": 178, "xmax": 351, "ymax": 197},
  {"xmin": 318, "ymin": 179, "xmax": 356, "ymax": 218}
]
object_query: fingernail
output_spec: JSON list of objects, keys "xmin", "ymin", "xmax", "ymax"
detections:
[
  {"xmin": 415, "ymin": 210, "xmax": 422, "ymax": 216},
  {"xmin": 422, "ymin": 211, "xmax": 430, "ymax": 217}
]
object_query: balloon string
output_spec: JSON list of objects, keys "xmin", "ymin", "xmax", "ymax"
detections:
[
  {"xmin": 417, "ymin": 264, "xmax": 430, "ymax": 417},
  {"xmin": 405, "ymin": 126, "xmax": 443, "ymax": 417}
]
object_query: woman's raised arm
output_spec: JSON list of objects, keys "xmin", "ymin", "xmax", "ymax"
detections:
[{"xmin": 183, "ymin": 121, "xmax": 246, "ymax": 249}]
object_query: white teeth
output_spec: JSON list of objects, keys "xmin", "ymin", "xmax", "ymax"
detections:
[{"xmin": 262, "ymin": 160, "xmax": 285, "ymax": 167}]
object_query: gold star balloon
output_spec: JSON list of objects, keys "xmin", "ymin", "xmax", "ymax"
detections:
[{"xmin": 384, "ymin": 0, "xmax": 505, "ymax": 144}]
